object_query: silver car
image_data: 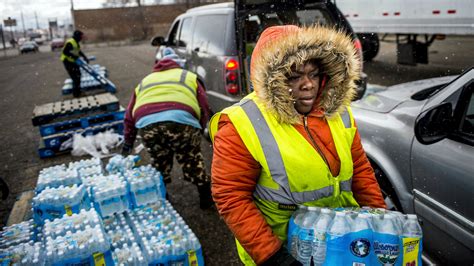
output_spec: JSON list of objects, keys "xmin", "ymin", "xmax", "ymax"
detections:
[{"xmin": 351, "ymin": 68, "xmax": 473, "ymax": 264}]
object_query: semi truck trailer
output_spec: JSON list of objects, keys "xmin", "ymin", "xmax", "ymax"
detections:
[{"xmin": 335, "ymin": 0, "xmax": 474, "ymax": 65}]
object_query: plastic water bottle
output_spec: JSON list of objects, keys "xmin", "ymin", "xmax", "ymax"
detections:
[
  {"xmin": 288, "ymin": 205, "xmax": 307, "ymax": 257},
  {"xmin": 324, "ymin": 211, "xmax": 352, "ymax": 265},
  {"xmin": 297, "ymin": 207, "xmax": 319, "ymax": 265},
  {"xmin": 311, "ymin": 208, "xmax": 333, "ymax": 266},
  {"xmin": 373, "ymin": 213, "xmax": 401, "ymax": 265},
  {"xmin": 401, "ymin": 214, "xmax": 423, "ymax": 266},
  {"xmin": 348, "ymin": 213, "xmax": 373, "ymax": 265}
]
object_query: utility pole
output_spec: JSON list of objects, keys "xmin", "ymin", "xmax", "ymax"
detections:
[
  {"xmin": 21, "ymin": 10, "xmax": 26, "ymax": 38},
  {"xmin": 35, "ymin": 12, "xmax": 39, "ymax": 29},
  {"xmin": 0, "ymin": 24, "xmax": 6, "ymax": 56}
]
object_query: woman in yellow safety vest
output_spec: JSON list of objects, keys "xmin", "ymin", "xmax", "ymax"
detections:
[{"xmin": 209, "ymin": 25, "xmax": 386, "ymax": 265}]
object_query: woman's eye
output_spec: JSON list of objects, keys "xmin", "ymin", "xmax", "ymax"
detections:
[
  {"xmin": 288, "ymin": 76, "xmax": 300, "ymax": 81},
  {"xmin": 310, "ymin": 72, "xmax": 320, "ymax": 79}
]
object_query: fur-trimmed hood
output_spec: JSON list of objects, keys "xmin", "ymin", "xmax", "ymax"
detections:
[{"xmin": 251, "ymin": 25, "xmax": 361, "ymax": 124}]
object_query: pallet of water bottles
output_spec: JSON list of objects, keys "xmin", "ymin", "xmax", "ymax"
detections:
[
  {"xmin": 288, "ymin": 206, "xmax": 423, "ymax": 266},
  {"xmin": 62, "ymin": 64, "xmax": 114, "ymax": 95},
  {"xmin": 38, "ymin": 108, "xmax": 125, "ymax": 137},
  {"xmin": 0, "ymin": 204, "xmax": 204, "ymax": 265},
  {"xmin": 32, "ymin": 155, "xmax": 165, "ymax": 223},
  {"xmin": 0, "ymin": 156, "xmax": 204, "ymax": 265}
]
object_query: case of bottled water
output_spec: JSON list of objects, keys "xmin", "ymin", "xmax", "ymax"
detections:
[
  {"xmin": 105, "ymin": 154, "xmax": 140, "ymax": 175},
  {"xmin": 36, "ymin": 166, "xmax": 81, "ymax": 193},
  {"xmin": 128, "ymin": 201, "xmax": 204, "ymax": 266},
  {"xmin": 42, "ymin": 209, "xmax": 102, "ymax": 240},
  {"xmin": 125, "ymin": 166, "xmax": 165, "ymax": 208},
  {"xmin": 32, "ymin": 184, "xmax": 91, "ymax": 225},
  {"xmin": 0, "ymin": 220, "xmax": 37, "ymax": 249},
  {"xmin": 83, "ymin": 174, "xmax": 130, "ymax": 218},
  {"xmin": 43, "ymin": 224, "xmax": 113, "ymax": 265},
  {"xmin": 287, "ymin": 207, "xmax": 423, "ymax": 266},
  {"xmin": 0, "ymin": 241, "xmax": 43, "ymax": 265},
  {"xmin": 68, "ymin": 157, "xmax": 102, "ymax": 171},
  {"xmin": 103, "ymin": 213, "xmax": 147, "ymax": 265},
  {"xmin": 77, "ymin": 165, "xmax": 103, "ymax": 179}
]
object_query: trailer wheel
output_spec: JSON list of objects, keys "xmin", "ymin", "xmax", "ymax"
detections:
[{"xmin": 358, "ymin": 33, "xmax": 380, "ymax": 61}]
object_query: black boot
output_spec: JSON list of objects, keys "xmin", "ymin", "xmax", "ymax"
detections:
[{"xmin": 197, "ymin": 183, "xmax": 214, "ymax": 209}]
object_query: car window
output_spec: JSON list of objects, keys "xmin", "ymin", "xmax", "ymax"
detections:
[
  {"xmin": 192, "ymin": 15, "xmax": 227, "ymax": 55},
  {"xmin": 167, "ymin": 20, "xmax": 180, "ymax": 46},
  {"xmin": 179, "ymin": 18, "xmax": 192, "ymax": 47},
  {"xmin": 244, "ymin": 7, "xmax": 333, "ymax": 44}
]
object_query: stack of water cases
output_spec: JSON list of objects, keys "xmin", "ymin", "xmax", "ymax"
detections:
[
  {"xmin": 127, "ymin": 201, "xmax": 204, "ymax": 265},
  {"xmin": 125, "ymin": 166, "xmax": 166, "ymax": 208},
  {"xmin": 32, "ymin": 184, "xmax": 91, "ymax": 225},
  {"xmin": 83, "ymin": 174, "xmax": 130, "ymax": 218},
  {"xmin": 42, "ymin": 209, "xmax": 114, "ymax": 265},
  {"xmin": 0, "ymin": 220, "xmax": 37, "ymax": 249},
  {"xmin": 288, "ymin": 207, "xmax": 423, "ymax": 266},
  {"xmin": 62, "ymin": 65, "xmax": 108, "ymax": 95},
  {"xmin": 1, "ymin": 156, "xmax": 205, "ymax": 265}
]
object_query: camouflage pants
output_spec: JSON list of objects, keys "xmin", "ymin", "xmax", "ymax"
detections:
[{"xmin": 140, "ymin": 122, "xmax": 209, "ymax": 186}]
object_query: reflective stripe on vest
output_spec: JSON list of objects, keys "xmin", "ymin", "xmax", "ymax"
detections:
[
  {"xmin": 60, "ymin": 38, "xmax": 80, "ymax": 62},
  {"xmin": 132, "ymin": 68, "xmax": 200, "ymax": 118}
]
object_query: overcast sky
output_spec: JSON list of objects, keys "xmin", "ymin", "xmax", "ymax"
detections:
[{"xmin": 0, "ymin": 0, "xmax": 106, "ymax": 30}]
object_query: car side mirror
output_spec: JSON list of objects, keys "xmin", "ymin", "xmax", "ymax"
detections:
[
  {"xmin": 415, "ymin": 102, "xmax": 453, "ymax": 144},
  {"xmin": 151, "ymin": 36, "xmax": 165, "ymax": 47}
]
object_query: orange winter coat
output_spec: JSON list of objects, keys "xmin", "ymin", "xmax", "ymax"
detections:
[{"xmin": 211, "ymin": 25, "xmax": 386, "ymax": 265}]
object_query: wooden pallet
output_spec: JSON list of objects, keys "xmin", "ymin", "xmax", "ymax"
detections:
[
  {"xmin": 7, "ymin": 191, "xmax": 34, "ymax": 226},
  {"xmin": 38, "ymin": 121, "xmax": 124, "ymax": 158},
  {"xmin": 39, "ymin": 109, "xmax": 124, "ymax": 137},
  {"xmin": 32, "ymin": 93, "xmax": 119, "ymax": 126}
]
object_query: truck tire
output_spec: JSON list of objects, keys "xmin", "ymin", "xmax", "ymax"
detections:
[{"xmin": 358, "ymin": 33, "xmax": 380, "ymax": 62}]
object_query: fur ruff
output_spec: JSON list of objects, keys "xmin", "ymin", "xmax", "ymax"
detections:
[{"xmin": 251, "ymin": 26, "xmax": 361, "ymax": 124}]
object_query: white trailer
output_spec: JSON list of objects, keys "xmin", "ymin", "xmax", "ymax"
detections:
[{"xmin": 334, "ymin": 0, "xmax": 474, "ymax": 64}]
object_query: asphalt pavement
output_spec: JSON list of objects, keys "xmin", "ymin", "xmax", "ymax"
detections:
[{"xmin": 0, "ymin": 35, "xmax": 472, "ymax": 265}]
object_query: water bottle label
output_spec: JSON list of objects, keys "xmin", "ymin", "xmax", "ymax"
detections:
[
  {"xmin": 187, "ymin": 250, "xmax": 199, "ymax": 266},
  {"xmin": 349, "ymin": 237, "xmax": 371, "ymax": 258},
  {"xmin": 64, "ymin": 205, "xmax": 72, "ymax": 216},
  {"xmin": 373, "ymin": 233, "xmax": 400, "ymax": 265},
  {"xmin": 93, "ymin": 252, "xmax": 105, "ymax": 265},
  {"xmin": 402, "ymin": 237, "xmax": 421, "ymax": 266}
]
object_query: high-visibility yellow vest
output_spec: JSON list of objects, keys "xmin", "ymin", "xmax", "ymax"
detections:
[
  {"xmin": 209, "ymin": 92, "xmax": 359, "ymax": 265},
  {"xmin": 60, "ymin": 38, "xmax": 80, "ymax": 63},
  {"xmin": 132, "ymin": 68, "xmax": 200, "ymax": 118}
]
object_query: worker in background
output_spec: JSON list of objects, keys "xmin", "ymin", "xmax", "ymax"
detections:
[
  {"xmin": 61, "ymin": 30, "xmax": 89, "ymax": 98},
  {"xmin": 122, "ymin": 48, "xmax": 213, "ymax": 209},
  {"xmin": 209, "ymin": 25, "xmax": 386, "ymax": 265}
]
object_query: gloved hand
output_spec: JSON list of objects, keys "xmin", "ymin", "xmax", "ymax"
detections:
[
  {"xmin": 261, "ymin": 246, "xmax": 302, "ymax": 266},
  {"xmin": 84, "ymin": 57, "xmax": 90, "ymax": 64},
  {"xmin": 121, "ymin": 143, "xmax": 133, "ymax": 156}
]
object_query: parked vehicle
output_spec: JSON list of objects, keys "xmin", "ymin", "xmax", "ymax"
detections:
[
  {"xmin": 51, "ymin": 38, "xmax": 65, "ymax": 51},
  {"xmin": 19, "ymin": 41, "xmax": 39, "ymax": 54},
  {"xmin": 351, "ymin": 68, "xmax": 474, "ymax": 265},
  {"xmin": 336, "ymin": 0, "xmax": 474, "ymax": 64},
  {"xmin": 151, "ymin": 0, "xmax": 367, "ymax": 116}
]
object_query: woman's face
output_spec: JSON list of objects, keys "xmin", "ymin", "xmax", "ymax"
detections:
[{"xmin": 287, "ymin": 61, "xmax": 321, "ymax": 115}]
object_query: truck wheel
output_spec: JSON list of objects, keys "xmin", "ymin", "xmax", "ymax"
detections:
[
  {"xmin": 358, "ymin": 33, "xmax": 379, "ymax": 62},
  {"xmin": 370, "ymin": 160, "xmax": 403, "ymax": 211}
]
